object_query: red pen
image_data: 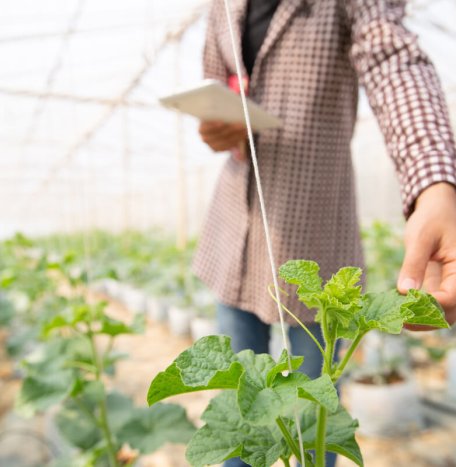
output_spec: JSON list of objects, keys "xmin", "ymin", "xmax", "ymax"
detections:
[{"xmin": 228, "ymin": 75, "xmax": 249, "ymax": 162}]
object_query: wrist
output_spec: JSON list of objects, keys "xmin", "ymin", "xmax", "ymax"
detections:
[{"xmin": 415, "ymin": 182, "xmax": 456, "ymax": 211}]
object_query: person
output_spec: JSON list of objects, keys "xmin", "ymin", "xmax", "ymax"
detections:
[{"xmin": 193, "ymin": 0, "xmax": 456, "ymax": 466}]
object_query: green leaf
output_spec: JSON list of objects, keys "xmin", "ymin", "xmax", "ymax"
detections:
[
  {"xmin": 237, "ymin": 350, "xmax": 295, "ymax": 425},
  {"xmin": 280, "ymin": 262, "xmax": 362, "ymax": 329},
  {"xmin": 16, "ymin": 369, "xmax": 75, "ymax": 416},
  {"xmin": 320, "ymin": 267, "xmax": 363, "ymax": 327},
  {"xmin": 279, "ymin": 260, "xmax": 322, "ymax": 293},
  {"xmin": 176, "ymin": 335, "xmax": 237, "ymax": 386},
  {"xmin": 41, "ymin": 314, "xmax": 71, "ymax": 337},
  {"xmin": 358, "ymin": 291, "xmax": 409, "ymax": 334},
  {"xmin": 105, "ymin": 392, "xmax": 135, "ymax": 433},
  {"xmin": 297, "ymin": 374, "xmax": 339, "ymax": 414},
  {"xmin": 0, "ymin": 295, "xmax": 15, "ymax": 326},
  {"xmin": 403, "ymin": 289, "xmax": 449, "ymax": 328},
  {"xmin": 116, "ymin": 403, "xmax": 195, "ymax": 454},
  {"xmin": 266, "ymin": 349, "xmax": 304, "ymax": 387},
  {"xmin": 100, "ymin": 313, "xmax": 145, "ymax": 336},
  {"xmin": 187, "ymin": 392, "xmax": 285, "ymax": 467},
  {"xmin": 239, "ymin": 370, "xmax": 311, "ymax": 425},
  {"xmin": 324, "ymin": 267, "xmax": 362, "ymax": 303},
  {"xmin": 55, "ymin": 397, "xmax": 101, "ymax": 450},
  {"xmin": 148, "ymin": 361, "xmax": 243, "ymax": 405},
  {"xmin": 356, "ymin": 289, "xmax": 448, "ymax": 335},
  {"xmin": 300, "ymin": 405, "xmax": 363, "ymax": 466}
]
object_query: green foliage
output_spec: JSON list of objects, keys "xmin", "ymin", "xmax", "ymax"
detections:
[
  {"xmin": 362, "ymin": 221, "xmax": 404, "ymax": 292},
  {"xmin": 0, "ymin": 233, "xmax": 195, "ymax": 467},
  {"xmin": 148, "ymin": 259, "xmax": 449, "ymax": 467}
]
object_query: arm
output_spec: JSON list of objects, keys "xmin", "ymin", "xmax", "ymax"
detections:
[
  {"xmin": 345, "ymin": 0, "xmax": 456, "ymax": 325},
  {"xmin": 203, "ymin": 0, "xmax": 229, "ymax": 82},
  {"xmin": 199, "ymin": 1, "xmax": 247, "ymax": 156}
]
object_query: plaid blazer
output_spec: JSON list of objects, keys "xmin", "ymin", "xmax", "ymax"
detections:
[{"xmin": 193, "ymin": 0, "xmax": 456, "ymax": 324}]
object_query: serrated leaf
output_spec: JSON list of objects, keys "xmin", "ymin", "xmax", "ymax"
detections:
[
  {"xmin": 239, "ymin": 367, "xmax": 311, "ymax": 425},
  {"xmin": 297, "ymin": 374, "xmax": 339, "ymax": 414},
  {"xmin": 176, "ymin": 335, "xmax": 238, "ymax": 386},
  {"xmin": 237, "ymin": 350, "xmax": 292, "ymax": 424},
  {"xmin": 403, "ymin": 289, "xmax": 449, "ymax": 328},
  {"xmin": 187, "ymin": 391, "xmax": 285, "ymax": 467},
  {"xmin": 324, "ymin": 267, "xmax": 362, "ymax": 303},
  {"xmin": 17, "ymin": 369, "xmax": 75, "ymax": 416},
  {"xmin": 300, "ymin": 406, "xmax": 362, "ymax": 466},
  {"xmin": 279, "ymin": 260, "xmax": 322, "ymax": 294},
  {"xmin": 148, "ymin": 360, "xmax": 243, "ymax": 405},
  {"xmin": 117, "ymin": 403, "xmax": 195, "ymax": 454},
  {"xmin": 266, "ymin": 349, "xmax": 304, "ymax": 387},
  {"xmin": 55, "ymin": 397, "xmax": 101, "ymax": 450},
  {"xmin": 358, "ymin": 291, "xmax": 409, "ymax": 334},
  {"xmin": 148, "ymin": 335, "xmax": 243, "ymax": 405},
  {"xmin": 100, "ymin": 314, "xmax": 144, "ymax": 336}
]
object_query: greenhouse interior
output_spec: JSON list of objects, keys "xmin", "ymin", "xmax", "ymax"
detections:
[{"xmin": 1, "ymin": 0, "xmax": 456, "ymax": 466}]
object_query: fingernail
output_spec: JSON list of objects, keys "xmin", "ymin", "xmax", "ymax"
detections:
[{"xmin": 400, "ymin": 278, "xmax": 417, "ymax": 291}]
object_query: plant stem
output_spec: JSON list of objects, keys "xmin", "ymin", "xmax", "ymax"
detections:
[
  {"xmin": 320, "ymin": 307, "xmax": 332, "ymax": 375},
  {"xmin": 282, "ymin": 456, "xmax": 292, "ymax": 467},
  {"xmin": 276, "ymin": 417, "xmax": 302, "ymax": 463},
  {"xmin": 88, "ymin": 331, "xmax": 119, "ymax": 467},
  {"xmin": 333, "ymin": 331, "xmax": 366, "ymax": 381},
  {"xmin": 315, "ymin": 306, "xmax": 330, "ymax": 467},
  {"xmin": 315, "ymin": 405, "xmax": 327, "ymax": 467}
]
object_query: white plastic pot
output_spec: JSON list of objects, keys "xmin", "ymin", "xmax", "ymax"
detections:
[
  {"xmin": 447, "ymin": 348, "xmax": 456, "ymax": 398},
  {"xmin": 89, "ymin": 280, "xmax": 107, "ymax": 294},
  {"xmin": 168, "ymin": 306, "xmax": 192, "ymax": 337},
  {"xmin": 347, "ymin": 374, "xmax": 423, "ymax": 437},
  {"xmin": 146, "ymin": 297, "xmax": 168, "ymax": 322},
  {"xmin": 362, "ymin": 331, "xmax": 410, "ymax": 370},
  {"xmin": 103, "ymin": 279, "xmax": 123, "ymax": 301},
  {"xmin": 190, "ymin": 316, "xmax": 217, "ymax": 341},
  {"xmin": 121, "ymin": 285, "xmax": 148, "ymax": 314}
]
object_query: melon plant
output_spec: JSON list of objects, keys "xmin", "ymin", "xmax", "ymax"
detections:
[
  {"xmin": 8, "ymin": 245, "xmax": 195, "ymax": 467},
  {"xmin": 147, "ymin": 260, "xmax": 449, "ymax": 467}
]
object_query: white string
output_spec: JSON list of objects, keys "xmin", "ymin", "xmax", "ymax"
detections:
[{"xmin": 222, "ymin": 0, "xmax": 305, "ymax": 463}]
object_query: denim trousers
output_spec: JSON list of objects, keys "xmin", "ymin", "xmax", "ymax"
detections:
[{"xmin": 217, "ymin": 302, "xmax": 338, "ymax": 467}]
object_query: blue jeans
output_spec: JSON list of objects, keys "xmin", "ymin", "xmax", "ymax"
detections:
[{"xmin": 217, "ymin": 303, "xmax": 338, "ymax": 467}]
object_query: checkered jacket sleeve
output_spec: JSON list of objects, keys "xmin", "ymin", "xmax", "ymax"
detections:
[
  {"xmin": 203, "ymin": 2, "xmax": 230, "ymax": 82},
  {"xmin": 346, "ymin": 0, "xmax": 456, "ymax": 217}
]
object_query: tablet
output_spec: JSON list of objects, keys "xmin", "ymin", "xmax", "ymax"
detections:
[{"xmin": 158, "ymin": 79, "xmax": 282, "ymax": 131}]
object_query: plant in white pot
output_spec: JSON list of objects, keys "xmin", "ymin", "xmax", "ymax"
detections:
[
  {"xmin": 347, "ymin": 367, "xmax": 423, "ymax": 437},
  {"xmin": 168, "ymin": 300, "xmax": 193, "ymax": 337},
  {"xmin": 191, "ymin": 303, "xmax": 217, "ymax": 342}
]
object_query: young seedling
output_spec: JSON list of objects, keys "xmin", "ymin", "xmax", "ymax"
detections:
[
  {"xmin": 12, "ymin": 248, "xmax": 195, "ymax": 467},
  {"xmin": 148, "ymin": 259, "xmax": 449, "ymax": 467}
]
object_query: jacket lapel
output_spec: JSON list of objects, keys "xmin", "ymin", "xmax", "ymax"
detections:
[
  {"xmin": 222, "ymin": 0, "xmax": 248, "ymax": 76},
  {"xmin": 251, "ymin": 0, "xmax": 309, "ymax": 86}
]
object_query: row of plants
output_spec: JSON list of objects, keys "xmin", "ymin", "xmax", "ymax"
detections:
[
  {"xmin": 36, "ymin": 230, "xmax": 217, "ymax": 339},
  {"xmin": 0, "ymin": 233, "xmax": 197, "ymax": 466},
  {"xmin": 1, "ymin": 224, "xmax": 455, "ymax": 466}
]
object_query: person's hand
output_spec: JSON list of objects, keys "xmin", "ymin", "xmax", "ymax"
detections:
[
  {"xmin": 199, "ymin": 121, "xmax": 247, "ymax": 155},
  {"xmin": 398, "ymin": 182, "xmax": 456, "ymax": 329}
]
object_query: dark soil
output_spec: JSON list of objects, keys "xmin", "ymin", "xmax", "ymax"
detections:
[{"xmin": 356, "ymin": 369, "xmax": 405, "ymax": 385}]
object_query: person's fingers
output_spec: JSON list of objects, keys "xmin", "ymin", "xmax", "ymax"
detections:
[
  {"xmin": 211, "ymin": 133, "xmax": 247, "ymax": 152},
  {"xmin": 422, "ymin": 261, "xmax": 442, "ymax": 293},
  {"xmin": 199, "ymin": 120, "xmax": 225, "ymax": 133},
  {"xmin": 203, "ymin": 127, "xmax": 246, "ymax": 146},
  {"xmin": 397, "ymin": 228, "xmax": 435, "ymax": 294},
  {"xmin": 429, "ymin": 261, "xmax": 456, "ymax": 325},
  {"xmin": 199, "ymin": 121, "xmax": 245, "ymax": 138}
]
